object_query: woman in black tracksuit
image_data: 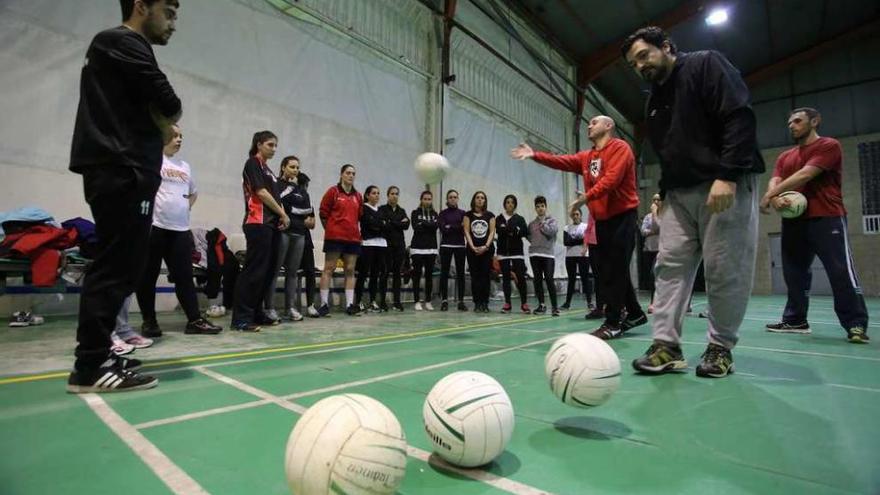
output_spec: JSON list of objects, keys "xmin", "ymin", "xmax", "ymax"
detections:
[
  {"xmin": 410, "ymin": 190, "xmax": 439, "ymax": 311},
  {"xmin": 378, "ymin": 186, "xmax": 409, "ymax": 311},
  {"xmin": 354, "ymin": 185, "xmax": 388, "ymax": 312},
  {"xmin": 495, "ymin": 194, "xmax": 529, "ymax": 314},
  {"xmin": 464, "ymin": 191, "xmax": 495, "ymax": 313}
]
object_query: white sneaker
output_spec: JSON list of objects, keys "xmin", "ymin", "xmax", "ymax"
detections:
[
  {"xmin": 307, "ymin": 305, "xmax": 320, "ymax": 317},
  {"xmin": 123, "ymin": 334, "xmax": 154, "ymax": 349},
  {"xmin": 206, "ymin": 305, "xmax": 226, "ymax": 318},
  {"xmin": 414, "ymin": 302, "xmax": 424, "ymax": 311},
  {"xmin": 424, "ymin": 302, "xmax": 434, "ymax": 311},
  {"xmin": 111, "ymin": 336, "xmax": 135, "ymax": 356},
  {"xmin": 287, "ymin": 309, "xmax": 303, "ymax": 321}
]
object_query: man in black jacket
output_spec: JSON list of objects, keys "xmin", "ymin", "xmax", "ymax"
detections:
[
  {"xmin": 67, "ymin": 0, "xmax": 181, "ymax": 393},
  {"xmin": 624, "ymin": 27, "xmax": 764, "ymax": 378}
]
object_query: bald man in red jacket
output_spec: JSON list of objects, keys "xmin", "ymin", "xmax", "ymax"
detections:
[{"xmin": 512, "ymin": 115, "xmax": 647, "ymax": 338}]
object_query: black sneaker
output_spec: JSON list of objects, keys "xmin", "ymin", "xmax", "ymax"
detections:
[
  {"xmin": 346, "ymin": 304, "xmax": 361, "ymax": 316},
  {"xmin": 457, "ymin": 302, "xmax": 468, "ymax": 312},
  {"xmin": 532, "ymin": 304, "xmax": 547, "ymax": 315},
  {"xmin": 847, "ymin": 326, "xmax": 870, "ymax": 344},
  {"xmin": 695, "ymin": 343, "xmax": 735, "ymax": 378},
  {"xmin": 316, "ymin": 303, "xmax": 331, "ymax": 317},
  {"xmin": 379, "ymin": 303, "xmax": 389, "ymax": 312},
  {"xmin": 185, "ymin": 318, "xmax": 223, "ymax": 335},
  {"xmin": 591, "ymin": 323, "xmax": 623, "ymax": 340},
  {"xmin": 620, "ymin": 311, "xmax": 648, "ymax": 331},
  {"xmin": 632, "ymin": 341, "xmax": 688, "ymax": 374},
  {"xmin": 117, "ymin": 356, "xmax": 143, "ymax": 371},
  {"xmin": 440, "ymin": 300, "xmax": 449, "ymax": 311},
  {"xmin": 765, "ymin": 321, "xmax": 811, "ymax": 334},
  {"xmin": 392, "ymin": 303, "xmax": 404, "ymax": 312},
  {"xmin": 551, "ymin": 307, "xmax": 560, "ymax": 317},
  {"xmin": 257, "ymin": 314, "xmax": 281, "ymax": 326},
  {"xmin": 232, "ymin": 322, "xmax": 261, "ymax": 332},
  {"xmin": 584, "ymin": 308, "xmax": 604, "ymax": 320},
  {"xmin": 141, "ymin": 320, "xmax": 162, "ymax": 338},
  {"xmin": 560, "ymin": 302, "xmax": 571, "ymax": 310},
  {"xmin": 66, "ymin": 359, "xmax": 157, "ymax": 394}
]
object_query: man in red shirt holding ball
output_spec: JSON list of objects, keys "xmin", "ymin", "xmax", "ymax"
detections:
[{"xmin": 761, "ymin": 107, "xmax": 869, "ymax": 343}]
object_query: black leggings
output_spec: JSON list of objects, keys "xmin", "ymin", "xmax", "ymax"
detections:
[
  {"xmin": 530, "ymin": 256, "xmax": 557, "ymax": 308},
  {"xmin": 136, "ymin": 226, "xmax": 201, "ymax": 323},
  {"xmin": 380, "ymin": 246, "xmax": 406, "ymax": 304},
  {"xmin": 440, "ymin": 247, "xmax": 466, "ymax": 302},
  {"xmin": 564, "ymin": 256, "xmax": 593, "ymax": 306},
  {"xmin": 467, "ymin": 249, "xmax": 493, "ymax": 305},
  {"xmin": 233, "ymin": 224, "xmax": 279, "ymax": 325},
  {"xmin": 355, "ymin": 245, "xmax": 386, "ymax": 305},
  {"xmin": 500, "ymin": 258, "xmax": 527, "ymax": 306},
  {"xmin": 299, "ymin": 246, "xmax": 316, "ymax": 308},
  {"xmin": 411, "ymin": 254, "xmax": 436, "ymax": 302}
]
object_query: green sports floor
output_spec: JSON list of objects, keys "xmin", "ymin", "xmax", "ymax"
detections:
[{"xmin": 1, "ymin": 294, "xmax": 878, "ymax": 495}]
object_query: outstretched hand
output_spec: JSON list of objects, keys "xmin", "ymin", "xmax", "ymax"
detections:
[{"xmin": 510, "ymin": 143, "xmax": 534, "ymax": 160}]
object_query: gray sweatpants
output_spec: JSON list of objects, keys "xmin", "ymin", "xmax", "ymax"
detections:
[{"xmin": 651, "ymin": 174, "xmax": 759, "ymax": 349}]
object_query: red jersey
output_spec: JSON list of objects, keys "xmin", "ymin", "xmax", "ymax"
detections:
[
  {"xmin": 319, "ymin": 184, "xmax": 363, "ymax": 243},
  {"xmin": 773, "ymin": 137, "xmax": 845, "ymax": 218},
  {"xmin": 533, "ymin": 138, "xmax": 639, "ymax": 221}
]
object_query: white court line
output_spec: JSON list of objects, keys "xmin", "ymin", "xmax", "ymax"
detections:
[
  {"xmin": 81, "ymin": 394, "xmax": 210, "ymax": 495},
  {"xmin": 628, "ymin": 337, "xmax": 880, "ymax": 363},
  {"xmin": 137, "ymin": 334, "xmax": 560, "ymax": 430},
  {"xmin": 738, "ymin": 372, "xmax": 880, "ymax": 393},
  {"xmin": 195, "ymin": 367, "xmax": 557, "ymax": 495}
]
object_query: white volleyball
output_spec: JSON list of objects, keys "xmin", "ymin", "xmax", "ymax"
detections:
[
  {"xmin": 414, "ymin": 152, "xmax": 450, "ymax": 184},
  {"xmin": 544, "ymin": 333, "xmax": 621, "ymax": 408}
]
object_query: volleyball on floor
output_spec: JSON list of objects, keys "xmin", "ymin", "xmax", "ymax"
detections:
[
  {"xmin": 414, "ymin": 152, "xmax": 450, "ymax": 184},
  {"xmin": 285, "ymin": 394, "xmax": 407, "ymax": 495},
  {"xmin": 778, "ymin": 190, "xmax": 808, "ymax": 218},
  {"xmin": 422, "ymin": 371, "xmax": 514, "ymax": 467},
  {"xmin": 544, "ymin": 333, "xmax": 621, "ymax": 408}
]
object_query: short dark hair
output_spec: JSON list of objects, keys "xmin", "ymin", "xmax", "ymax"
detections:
[
  {"xmin": 120, "ymin": 0, "xmax": 179, "ymax": 22},
  {"xmin": 790, "ymin": 107, "xmax": 821, "ymax": 122},
  {"xmin": 621, "ymin": 26, "xmax": 676, "ymax": 58},
  {"xmin": 534, "ymin": 195, "xmax": 547, "ymax": 207},
  {"xmin": 503, "ymin": 194, "xmax": 518, "ymax": 209},
  {"xmin": 248, "ymin": 130, "xmax": 277, "ymax": 157}
]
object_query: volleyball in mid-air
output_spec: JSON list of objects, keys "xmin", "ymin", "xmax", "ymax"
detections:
[
  {"xmin": 422, "ymin": 371, "xmax": 514, "ymax": 467},
  {"xmin": 777, "ymin": 190, "xmax": 808, "ymax": 219},
  {"xmin": 544, "ymin": 333, "xmax": 621, "ymax": 408},
  {"xmin": 414, "ymin": 152, "xmax": 450, "ymax": 184},
  {"xmin": 284, "ymin": 394, "xmax": 407, "ymax": 495}
]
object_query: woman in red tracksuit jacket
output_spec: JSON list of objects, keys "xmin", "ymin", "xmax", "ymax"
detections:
[{"xmin": 314, "ymin": 164, "xmax": 362, "ymax": 316}]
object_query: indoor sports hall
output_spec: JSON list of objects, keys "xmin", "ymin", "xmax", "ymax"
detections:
[{"xmin": 1, "ymin": 1, "xmax": 879, "ymax": 494}]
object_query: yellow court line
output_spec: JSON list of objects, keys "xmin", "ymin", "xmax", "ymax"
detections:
[{"xmin": 0, "ymin": 316, "xmax": 549, "ymax": 386}]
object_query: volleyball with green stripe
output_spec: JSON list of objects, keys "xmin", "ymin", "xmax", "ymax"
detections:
[
  {"xmin": 545, "ymin": 333, "xmax": 621, "ymax": 408},
  {"xmin": 422, "ymin": 371, "xmax": 514, "ymax": 467},
  {"xmin": 284, "ymin": 394, "xmax": 407, "ymax": 495}
]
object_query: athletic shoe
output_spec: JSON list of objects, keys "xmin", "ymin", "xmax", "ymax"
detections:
[
  {"xmin": 315, "ymin": 304, "xmax": 331, "ymax": 317},
  {"xmin": 532, "ymin": 304, "xmax": 547, "ymax": 315},
  {"xmin": 123, "ymin": 334, "xmax": 154, "ymax": 349},
  {"xmin": 500, "ymin": 303, "xmax": 512, "ymax": 314},
  {"xmin": 584, "ymin": 308, "xmax": 604, "ymax": 320},
  {"xmin": 66, "ymin": 358, "xmax": 157, "ymax": 394},
  {"xmin": 232, "ymin": 322, "xmax": 261, "ymax": 332},
  {"xmin": 847, "ymin": 327, "xmax": 870, "ymax": 344},
  {"xmin": 696, "ymin": 343, "xmax": 735, "ymax": 378},
  {"xmin": 307, "ymin": 304, "xmax": 320, "ymax": 317},
  {"xmin": 457, "ymin": 302, "xmax": 469, "ymax": 312},
  {"xmin": 414, "ymin": 302, "xmax": 424, "ymax": 311},
  {"xmin": 765, "ymin": 321, "xmax": 811, "ymax": 334},
  {"xmin": 620, "ymin": 312, "xmax": 648, "ymax": 332},
  {"xmin": 587, "ymin": 302, "xmax": 596, "ymax": 311},
  {"xmin": 141, "ymin": 320, "xmax": 162, "ymax": 338},
  {"xmin": 257, "ymin": 314, "xmax": 281, "ymax": 326},
  {"xmin": 286, "ymin": 309, "xmax": 304, "ymax": 321},
  {"xmin": 9, "ymin": 311, "xmax": 34, "ymax": 327},
  {"xmin": 117, "ymin": 356, "xmax": 143, "ymax": 371},
  {"xmin": 110, "ymin": 336, "xmax": 135, "ymax": 356},
  {"xmin": 379, "ymin": 303, "xmax": 389, "ymax": 312},
  {"xmin": 424, "ymin": 302, "xmax": 435, "ymax": 311},
  {"xmin": 186, "ymin": 318, "xmax": 223, "ymax": 335},
  {"xmin": 264, "ymin": 309, "xmax": 281, "ymax": 323},
  {"xmin": 346, "ymin": 304, "xmax": 361, "ymax": 316},
  {"xmin": 205, "ymin": 305, "xmax": 226, "ymax": 318},
  {"xmin": 560, "ymin": 303, "xmax": 571, "ymax": 310},
  {"xmin": 440, "ymin": 300, "xmax": 449, "ymax": 311},
  {"xmin": 632, "ymin": 342, "xmax": 688, "ymax": 374},
  {"xmin": 591, "ymin": 323, "xmax": 623, "ymax": 340},
  {"xmin": 520, "ymin": 303, "xmax": 531, "ymax": 314},
  {"xmin": 358, "ymin": 302, "xmax": 367, "ymax": 312},
  {"xmin": 551, "ymin": 308, "xmax": 560, "ymax": 317},
  {"xmin": 392, "ymin": 303, "xmax": 405, "ymax": 312},
  {"xmin": 698, "ymin": 312, "xmax": 709, "ymax": 319},
  {"xmin": 369, "ymin": 302, "xmax": 382, "ymax": 313}
]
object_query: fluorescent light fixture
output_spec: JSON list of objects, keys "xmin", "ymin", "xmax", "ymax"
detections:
[{"xmin": 705, "ymin": 8, "xmax": 728, "ymax": 26}]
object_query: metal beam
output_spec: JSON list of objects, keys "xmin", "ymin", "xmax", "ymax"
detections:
[
  {"xmin": 578, "ymin": 0, "xmax": 707, "ymax": 85},
  {"xmin": 441, "ymin": 0, "xmax": 458, "ymax": 82},
  {"xmin": 745, "ymin": 17, "xmax": 880, "ymax": 87}
]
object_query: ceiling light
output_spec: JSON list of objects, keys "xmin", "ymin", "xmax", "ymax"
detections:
[{"xmin": 705, "ymin": 8, "xmax": 728, "ymax": 26}]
